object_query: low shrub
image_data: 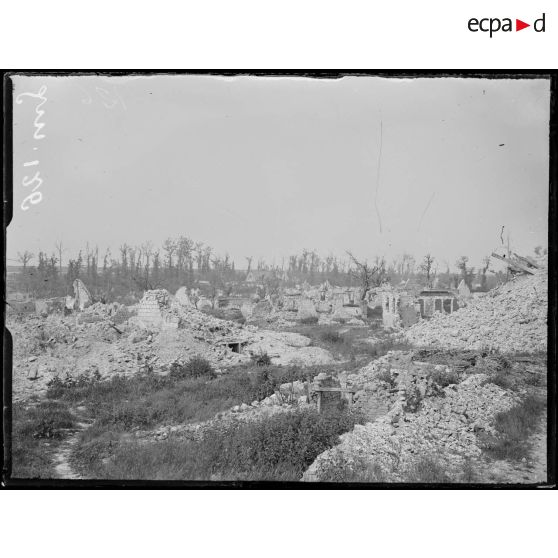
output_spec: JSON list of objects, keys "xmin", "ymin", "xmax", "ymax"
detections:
[
  {"xmin": 404, "ymin": 385, "xmax": 424, "ymax": 412},
  {"xmin": 376, "ymin": 368, "xmax": 395, "ymax": 388},
  {"xmin": 251, "ymin": 351, "xmax": 272, "ymax": 366},
  {"xmin": 47, "ymin": 370, "xmax": 103, "ymax": 399},
  {"xmin": 170, "ymin": 356, "xmax": 216, "ymax": 379},
  {"xmin": 300, "ymin": 316, "xmax": 319, "ymax": 325},
  {"xmin": 320, "ymin": 330, "xmax": 342, "ymax": 344},
  {"xmin": 483, "ymin": 395, "xmax": 546, "ymax": 461},
  {"xmin": 485, "ymin": 371, "xmax": 514, "ymax": 390},
  {"xmin": 15, "ymin": 401, "xmax": 76, "ymax": 439},
  {"xmin": 430, "ymin": 368, "xmax": 460, "ymax": 388}
]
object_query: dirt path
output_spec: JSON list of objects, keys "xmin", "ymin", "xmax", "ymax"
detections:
[{"xmin": 53, "ymin": 418, "xmax": 91, "ymax": 480}]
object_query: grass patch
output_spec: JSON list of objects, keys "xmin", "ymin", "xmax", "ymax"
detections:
[
  {"xmin": 404, "ymin": 456, "xmax": 452, "ymax": 483},
  {"xmin": 11, "ymin": 401, "xmax": 76, "ymax": 479},
  {"xmin": 47, "ymin": 363, "xmax": 326, "ymax": 426},
  {"xmin": 86, "ymin": 405, "xmax": 364, "ymax": 480},
  {"xmin": 320, "ymin": 330, "xmax": 343, "ymax": 344},
  {"xmin": 318, "ymin": 454, "xmax": 389, "ymax": 483},
  {"xmin": 483, "ymin": 395, "xmax": 546, "ymax": 461}
]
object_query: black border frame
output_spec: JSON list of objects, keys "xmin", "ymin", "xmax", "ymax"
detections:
[{"xmin": 2, "ymin": 70, "xmax": 556, "ymax": 490}]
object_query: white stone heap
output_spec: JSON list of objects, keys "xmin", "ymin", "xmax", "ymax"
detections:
[{"xmin": 405, "ymin": 269, "xmax": 547, "ymax": 354}]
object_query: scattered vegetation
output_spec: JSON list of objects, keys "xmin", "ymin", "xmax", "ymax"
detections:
[
  {"xmin": 483, "ymin": 395, "xmax": 546, "ymax": 461},
  {"xmin": 84, "ymin": 406, "xmax": 364, "ymax": 480},
  {"xmin": 11, "ymin": 401, "xmax": 76, "ymax": 478}
]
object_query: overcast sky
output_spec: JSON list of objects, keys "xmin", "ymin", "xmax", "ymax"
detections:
[{"xmin": 9, "ymin": 74, "xmax": 550, "ymax": 270}]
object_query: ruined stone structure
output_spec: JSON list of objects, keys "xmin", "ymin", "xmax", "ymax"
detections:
[
  {"xmin": 73, "ymin": 279, "xmax": 92, "ymax": 311},
  {"xmin": 137, "ymin": 289, "xmax": 179, "ymax": 329},
  {"xmin": 457, "ymin": 280, "xmax": 472, "ymax": 298},
  {"xmin": 216, "ymin": 295, "xmax": 252, "ymax": 310},
  {"xmin": 417, "ymin": 290, "xmax": 458, "ymax": 318},
  {"xmin": 381, "ymin": 292, "xmax": 419, "ymax": 328},
  {"xmin": 174, "ymin": 287, "xmax": 193, "ymax": 307}
]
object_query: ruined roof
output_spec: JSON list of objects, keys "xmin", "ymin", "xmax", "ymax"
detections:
[{"xmin": 418, "ymin": 290, "xmax": 457, "ymax": 297}]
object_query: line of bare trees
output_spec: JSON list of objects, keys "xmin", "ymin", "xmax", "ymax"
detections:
[{"xmin": 14, "ymin": 237, "xmax": 514, "ymax": 302}]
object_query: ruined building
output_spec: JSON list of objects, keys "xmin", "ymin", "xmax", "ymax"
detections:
[
  {"xmin": 382, "ymin": 289, "xmax": 458, "ymax": 328},
  {"xmin": 417, "ymin": 289, "xmax": 458, "ymax": 318}
]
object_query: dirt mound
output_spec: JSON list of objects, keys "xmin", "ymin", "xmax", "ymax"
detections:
[{"xmin": 405, "ymin": 269, "xmax": 547, "ymax": 353}]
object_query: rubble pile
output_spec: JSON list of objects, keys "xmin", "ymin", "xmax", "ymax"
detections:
[
  {"xmin": 9, "ymin": 289, "xmax": 337, "ymax": 402},
  {"xmin": 302, "ymin": 350, "xmax": 520, "ymax": 482},
  {"xmin": 246, "ymin": 331, "xmax": 334, "ymax": 366},
  {"xmin": 405, "ymin": 269, "xmax": 547, "ymax": 353},
  {"xmin": 79, "ymin": 302, "xmax": 132, "ymax": 324}
]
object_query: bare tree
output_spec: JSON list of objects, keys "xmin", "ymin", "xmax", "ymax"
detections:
[
  {"xmin": 346, "ymin": 251, "xmax": 383, "ymax": 300},
  {"xmin": 17, "ymin": 250, "xmax": 33, "ymax": 269},
  {"xmin": 55, "ymin": 240, "xmax": 64, "ymax": 272},
  {"xmin": 480, "ymin": 256, "xmax": 491, "ymax": 290},
  {"xmin": 245, "ymin": 256, "xmax": 253, "ymax": 274},
  {"xmin": 163, "ymin": 238, "xmax": 177, "ymax": 270},
  {"xmin": 419, "ymin": 253, "xmax": 436, "ymax": 289},
  {"xmin": 456, "ymin": 256, "xmax": 475, "ymax": 289},
  {"xmin": 142, "ymin": 241, "xmax": 153, "ymax": 287}
]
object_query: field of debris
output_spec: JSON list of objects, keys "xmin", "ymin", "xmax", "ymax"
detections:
[{"xmin": 8, "ymin": 262, "xmax": 548, "ymax": 483}]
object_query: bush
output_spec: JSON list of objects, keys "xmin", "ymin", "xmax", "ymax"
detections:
[
  {"xmin": 47, "ymin": 370, "xmax": 103, "ymax": 399},
  {"xmin": 170, "ymin": 356, "xmax": 216, "ymax": 379},
  {"xmin": 430, "ymin": 368, "xmax": 460, "ymax": 388},
  {"xmin": 300, "ymin": 316, "xmax": 319, "ymax": 325},
  {"xmin": 251, "ymin": 351, "xmax": 272, "ymax": 366}
]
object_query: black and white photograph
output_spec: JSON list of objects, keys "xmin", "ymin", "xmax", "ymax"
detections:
[{"xmin": 4, "ymin": 72, "xmax": 552, "ymax": 485}]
